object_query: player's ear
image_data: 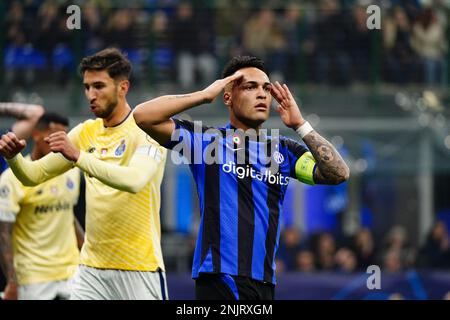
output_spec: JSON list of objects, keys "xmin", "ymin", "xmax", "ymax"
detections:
[
  {"xmin": 118, "ymin": 80, "xmax": 130, "ymax": 96},
  {"xmin": 223, "ymin": 91, "xmax": 232, "ymax": 107}
]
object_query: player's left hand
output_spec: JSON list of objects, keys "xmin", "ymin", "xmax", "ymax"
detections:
[
  {"xmin": 270, "ymin": 81, "xmax": 305, "ymax": 130},
  {"xmin": 45, "ymin": 131, "xmax": 80, "ymax": 162}
]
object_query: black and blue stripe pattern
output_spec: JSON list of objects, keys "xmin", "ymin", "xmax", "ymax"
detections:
[{"xmin": 164, "ymin": 119, "xmax": 309, "ymax": 284}]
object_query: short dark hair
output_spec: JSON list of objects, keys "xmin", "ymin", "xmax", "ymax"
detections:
[
  {"xmin": 222, "ymin": 56, "xmax": 268, "ymax": 78},
  {"xmin": 79, "ymin": 48, "xmax": 132, "ymax": 81},
  {"xmin": 35, "ymin": 112, "xmax": 69, "ymax": 131}
]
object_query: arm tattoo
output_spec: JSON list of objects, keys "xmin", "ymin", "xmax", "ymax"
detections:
[
  {"xmin": 0, "ymin": 222, "xmax": 17, "ymax": 283},
  {"xmin": 302, "ymin": 131, "xmax": 350, "ymax": 185}
]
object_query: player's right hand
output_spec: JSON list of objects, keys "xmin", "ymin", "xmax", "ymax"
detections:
[
  {"xmin": 3, "ymin": 282, "xmax": 18, "ymax": 300},
  {"xmin": 201, "ymin": 71, "xmax": 243, "ymax": 103},
  {"xmin": 0, "ymin": 132, "xmax": 26, "ymax": 159}
]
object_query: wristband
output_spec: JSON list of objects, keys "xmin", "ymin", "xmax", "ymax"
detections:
[{"xmin": 295, "ymin": 121, "xmax": 313, "ymax": 139}]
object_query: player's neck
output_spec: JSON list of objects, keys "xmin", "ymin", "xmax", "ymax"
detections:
[
  {"xmin": 103, "ymin": 102, "xmax": 131, "ymax": 127},
  {"xmin": 230, "ymin": 116, "xmax": 263, "ymax": 134}
]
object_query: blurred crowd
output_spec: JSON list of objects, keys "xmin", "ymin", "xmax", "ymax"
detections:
[
  {"xmin": 275, "ymin": 220, "xmax": 450, "ymax": 274},
  {"xmin": 3, "ymin": 0, "xmax": 450, "ymax": 89}
]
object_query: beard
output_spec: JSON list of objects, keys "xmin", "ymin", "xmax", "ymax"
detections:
[{"xmin": 95, "ymin": 96, "xmax": 118, "ymax": 119}]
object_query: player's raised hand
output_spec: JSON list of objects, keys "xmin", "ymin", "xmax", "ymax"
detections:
[
  {"xmin": 44, "ymin": 131, "xmax": 80, "ymax": 162},
  {"xmin": 270, "ymin": 81, "xmax": 305, "ymax": 129},
  {"xmin": 202, "ymin": 71, "xmax": 243, "ymax": 103},
  {"xmin": 0, "ymin": 132, "xmax": 26, "ymax": 159}
]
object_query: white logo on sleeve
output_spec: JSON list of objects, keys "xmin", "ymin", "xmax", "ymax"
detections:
[{"xmin": 273, "ymin": 151, "xmax": 284, "ymax": 164}]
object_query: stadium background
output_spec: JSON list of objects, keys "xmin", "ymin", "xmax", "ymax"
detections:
[{"xmin": 1, "ymin": 0, "xmax": 450, "ymax": 299}]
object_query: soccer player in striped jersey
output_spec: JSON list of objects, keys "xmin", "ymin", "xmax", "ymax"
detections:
[
  {"xmin": 0, "ymin": 112, "xmax": 84, "ymax": 300},
  {"xmin": 134, "ymin": 56, "xmax": 350, "ymax": 300},
  {"xmin": 0, "ymin": 103, "xmax": 45, "ymax": 175},
  {"xmin": 0, "ymin": 48, "xmax": 168, "ymax": 300}
]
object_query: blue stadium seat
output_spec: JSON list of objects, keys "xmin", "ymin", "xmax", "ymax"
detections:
[
  {"xmin": 153, "ymin": 47, "xmax": 173, "ymax": 69},
  {"xmin": 52, "ymin": 44, "xmax": 74, "ymax": 70},
  {"xmin": 4, "ymin": 45, "xmax": 46, "ymax": 69}
]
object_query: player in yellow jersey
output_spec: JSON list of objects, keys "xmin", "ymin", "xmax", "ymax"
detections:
[
  {"xmin": 0, "ymin": 48, "xmax": 168, "ymax": 300},
  {"xmin": 0, "ymin": 112, "xmax": 84, "ymax": 300}
]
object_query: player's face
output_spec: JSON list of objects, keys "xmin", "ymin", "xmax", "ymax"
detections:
[
  {"xmin": 226, "ymin": 67, "xmax": 272, "ymax": 128},
  {"xmin": 83, "ymin": 70, "xmax": 119, "ymax": 119},
  {"xmin": 35, "ymin": 123, "xmax": 68, "ymax": 156}
]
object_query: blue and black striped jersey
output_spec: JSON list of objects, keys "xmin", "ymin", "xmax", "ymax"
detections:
[{"xmin": 165, "ymin": 119, "xmax": 316, "ymax": 284}]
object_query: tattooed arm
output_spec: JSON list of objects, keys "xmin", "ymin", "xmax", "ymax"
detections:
[
  {"xmin": 270, "ymin": 81, "xmax": 350, "ymax": 185},
  {"xmin": 0, "ymin": 222, "xmax": 18, "ymax": 300},
  {"xmin": 134, "ymin": 72, "xmax": 243, "ymax": 145},
  {"xmin": 302, "ymin": 131, "xmax": 349, "ymax": 184}
]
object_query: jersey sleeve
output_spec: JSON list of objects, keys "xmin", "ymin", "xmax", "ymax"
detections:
[
  {"xmin": 0, "ymin": 170, "xmax": 24, "ymax": 222},
  {"xmin": 5, "ymin": 125, "xmax": 83, "ymax": 186},
  {"xmin": 67, "ymin": 123, "xmax": 83, "ymax": 149},
  {"xmin": 7, "ymin": 152, "xmax": 74, "ymax": 187},
  {"xmin": 162, "ymin": 118, "xmax": 204, "ymax": 164},
  {"xmin": 283, "ymin": 138, "xmax": 317, "ymax": 185},
  {"xmin": 75, "ymin": 131, "xmax": 167, "ymax": 194}
]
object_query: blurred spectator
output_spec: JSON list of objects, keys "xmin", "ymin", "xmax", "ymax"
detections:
[
  {"xmin": 353, "ymin": 227, "xmax": 378, "ymax": 270},
  {"xmin": 34, "ymin": 1, "xmax": 60, "ymax": 64},
  {"xmin": 383, "ymin": 248, "xmax": 403, "ymax": 272},
  {"xmin": 313, "ymin": 0, "xmax": 352, "ymax": 85},
  {"xmin": 82, "ymin": 1, "xmax": 106, "ymax": 55},
  {"xmin": 314, "ymin": 232, "xmax": 337, "ymax": 271},
  {"xmin": 214, "ymin": 0, "xmax": 250, "ymax": 61},
  {"xmin": 419, "ymin": 221, "xmax": 450, "ymax": 269},
  {"xmin": 295, "ymin": 249, "xmax": 316, "ymax": 273},
  {"xmin": 5, "ymin": 1, "xmax": 37, "ymax": 88},
  {"xmin": 349, "ymin": 5, "xmax": 371, "ymax": 82},
  {"xmin": 383, "ymin": 6, "xmax": 418, "ymax": 84},
  {"xmin": 170, "ymin": 2, "xmax": 217, "ymax": 89},
  {"xmin": 104, "ymin": 9, "xmax": 136, "ymax": 50},
  {"xmin": 279, "ymin": 2, "xmax": 314, "ymax": 83},
  {"xmin": 277, "ymin": 227, "xmax": 304, "ymax": 271},
  {"xmin": 411, "ymin": 8, "xmax": 447, "ymax": 87},
  {"xmin": 383, "ymin": 225, "xmax": 416, "ymax": 269},
  {"xmin": 150, "ymin": 10, "xmax": 174, "ymax": 84},
  {"xmin": 334, "ymin": 247, "xmax": 358, "ymax": 273},
  {"xmin": 241, "ymin": 7, "xmax": 287, "ymax": 81}
]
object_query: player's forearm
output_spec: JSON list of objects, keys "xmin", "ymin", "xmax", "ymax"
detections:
[
  {"xmin": 0, "ymin": 103, "xmax": 43, "ymax": 120},
  {"xmin": 301, "ymin": 131, "xmax": 350, "ymax": 185},
  {"xmin": 7, "ymin": 153, "xmax": 72, "ymax": 186},
  {"xmin": 0, "ymin": 222, "xmax": 17, "ymax": 284},
  {"xmin": 75, "ymin": 151, "xmax": 162, "ymax": 194},
  {"xmin": 134, "ymin": 91, "xmax": 209, "ymax": 127}
]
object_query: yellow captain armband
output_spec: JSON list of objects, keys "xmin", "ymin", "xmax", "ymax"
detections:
[{"xmin": 295, "ymin": 151, "xmax": 316, "ymax": 185}]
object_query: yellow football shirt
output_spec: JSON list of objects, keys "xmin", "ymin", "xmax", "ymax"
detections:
[
  {"xmin": 68, "ymin": 113, "xmax": 167, "ymax": 271},
  {"xmin": 0, "ymin": 161, "xmax": 80, "ymax": 285}
]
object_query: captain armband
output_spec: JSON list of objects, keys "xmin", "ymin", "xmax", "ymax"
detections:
[{"xmin": 294, "ymin": 152, "xmax": 316, "ymax": 185}]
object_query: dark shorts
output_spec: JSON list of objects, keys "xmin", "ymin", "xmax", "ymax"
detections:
[{"xmin": 195, "ymin": 273, "xmax": 275, "ymax": 300}]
